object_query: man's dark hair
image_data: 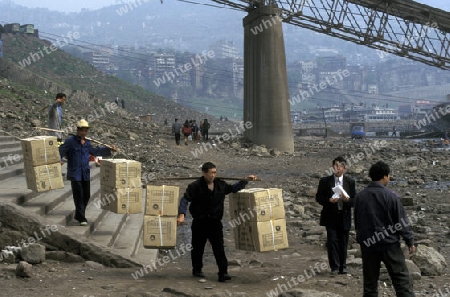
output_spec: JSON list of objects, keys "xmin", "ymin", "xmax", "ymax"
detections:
[
  {"xmin": 202, "ymin": 162, "xmax": 216, "ymax": 173},
  {"xmin": 369, "ymin": 161, "xmax": 390, "ymax": 181},
  {"xmin": 56, "ymin": 93, "xmax": 66, "ymax": 99},
  {"xmin": 332, "ymin": 156, "xmax": 347, "ymax": 167}
]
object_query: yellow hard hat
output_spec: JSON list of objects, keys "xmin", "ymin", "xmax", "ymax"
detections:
[{"xmin": 76, "ymin": 119, "xmax": 89, "ymax": 128}]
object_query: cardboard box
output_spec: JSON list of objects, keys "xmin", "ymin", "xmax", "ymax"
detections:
[
  {"xmin": 100, "ymin": 185, "xmax": 143, "ymax": 214},
  {"xmin": 100, "ymin": 159, "xmax": 141, "ymax": 188},
  {"xmin": 143, "ymin": 215, "xmax": 177, "ymax": 249},
  {"xmin": 21, "ymin": 136, "xmax": 60, "ymax": 166},
  {"xmin": 233, "ymin": 218, "xmax": 289, "ymax": 252},
  {"xmin": 145, "ymin": 185, "xmax": 179, "ymax": 216},
  {"xmin": 229, "ymin": 188, "xmax": 285, "ymax": 222},
  {"xmin": 24, "ymin": 162, "xmax": 64, "ymax": 192}
]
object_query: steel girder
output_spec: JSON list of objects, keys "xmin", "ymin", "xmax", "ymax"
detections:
[{"xmin": 211, "ymin": 0, "xmax": 450, "ymax": 69}]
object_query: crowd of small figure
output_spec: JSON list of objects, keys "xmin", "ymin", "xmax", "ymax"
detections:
[{"xmin": 168, "ymin": 118, "xmax": 211, "ymax": 145}]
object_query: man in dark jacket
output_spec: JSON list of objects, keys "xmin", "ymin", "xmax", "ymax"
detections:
[
  {"xmin": 177, "ymin": 162, "xmax": 257, "ymax": 282},
  {"xmin": 59, "ymin": 119, "xmax": 117, "ymax": 226},
  {"xmin": 202, "ymin": 119, "xmax": 210, "ymax": 140},
  {"xmin": 354, "ymin": 161, "xmax": 415, "ymax": 297},
  {"xmin": 172, "ymin": 118, "xmax": 182, "ymax": 145},
  {"xmin": 48, "ymin": 93, "xmax": 66, "ymax": 142},
  {"xmin": 316, "ymin": 156, "xmax": 356, "ymax": 275}
]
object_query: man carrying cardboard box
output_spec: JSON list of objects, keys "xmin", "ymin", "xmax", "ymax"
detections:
[
  {"xmin": 177, "ymin": 162, "xmax": 257, "ymax": 282},
  {"xmin": 59, "ymin": 119, "xmax": 117, "ymax": 226}
]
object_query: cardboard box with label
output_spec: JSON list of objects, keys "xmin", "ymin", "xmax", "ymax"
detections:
[
  {"xmin": 100, "ymin": 185, "xmax": 143, "ymax": 214},
  {"xmin": 229, "ymin": 188, "xmax": 285, "ymax": 222},
  {"xmin": 145, "ymin": 185, "xmax": 179, "ymax": 216},
  {"xmin": 21, "ymin": 136, "xmax": 60, "ymax": 166},
  {"xmin": 100, "ymin": 159, "xmax": 141, "ymax": 188},
  {"xmin": 143, "ymin": 215, "xmax": 177, "ymax": 249},
  {"xmin": 233, "ymin": 218, "xmax": 289, "ymax": 252},
  {"xmin": 24, "ymin": 162, "xmax": 64, "ymax": 192}
]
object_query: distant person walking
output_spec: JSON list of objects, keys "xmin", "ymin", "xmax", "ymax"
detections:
[
  {"xmin": 202, "ymin": 119, "xmax": 210, "ymax": 140},
  {"xmin": 182, "ymin": 120, "xmax": 192, "ymax": 146},
  {"xmin": 392, "ymin": 126, "xmax": 397, "ymax": 137},
  {"xmin": 121, "ymin": 98, "xmax": 125, "ymax": 109},
  {"xmin": 354, "ymin": 161, "xmax": 415, "ymax": 297},
  {"xmin": 172, "ymin": 118, "xmax": 182, "ymax": 145},
  {"xmin": 115, "ymin": 97, "xmax": 119, "ymax": 106},
  {"xmin": 48, "ymin": 93, "xmax": 66, "ymax": 142}
]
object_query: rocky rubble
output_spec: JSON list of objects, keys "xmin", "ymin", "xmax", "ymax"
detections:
[{"xmin": 1, "ymin": 77, "xmax": 450, "ymax": 295}]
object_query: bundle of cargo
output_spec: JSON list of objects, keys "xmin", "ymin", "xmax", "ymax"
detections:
[
  {"xmin": 20, "ymin": 136, "xmax": 64, "ymax": 192},
  {"xmin": 99, "ymin": 159, "xmax": 143, "ymax": 214},
  {"xmin": 229, "ymin": 188, "xmax": 289, "ymax": 252},
  {"xmin": 143, "ymin": 185, "xmax": 179, "ymax": 249}
]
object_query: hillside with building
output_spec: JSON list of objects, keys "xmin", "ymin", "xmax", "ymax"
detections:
[{"xmin": 1, "ymin": 2, "xmax": 450, "ymax": 128}]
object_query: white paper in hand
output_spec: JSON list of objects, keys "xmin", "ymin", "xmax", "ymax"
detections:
[{"xmin": 332, "ymin": 185, "xmax": 349, "ymax": 199}]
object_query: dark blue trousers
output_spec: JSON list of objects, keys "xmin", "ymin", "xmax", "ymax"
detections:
[
  {"xmin": 71, "ymin": 180, "xmax": 91, "ymax": 223},
  {"xmin": 362, "ymin": 245, "xmax": 414, "ymax": 297}
]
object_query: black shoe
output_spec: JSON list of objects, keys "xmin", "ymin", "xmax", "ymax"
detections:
[
  {"xmin": 218, "ymin": 273, "xmax": 231, "ymax": 282},
  {"xmin": 330, "ymin": 270, "xmax": 339, "ymax": 275},
  {"xmin": 192, "ymin": 270, "xmax": 205, "ymax": 278},
  {"xmin": 339, "ymin": 269, "xmax": 348, "ymax": 275}
]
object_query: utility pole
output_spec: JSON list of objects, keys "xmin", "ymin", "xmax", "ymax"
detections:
[{"xmin": 322, "ymin": 107, "xmax": 328, "ymax": 138}]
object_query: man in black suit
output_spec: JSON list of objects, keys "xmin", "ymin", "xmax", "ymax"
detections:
[{"xmin": 316, "ymin": 156, "xmax": 356, "ymax": 275}]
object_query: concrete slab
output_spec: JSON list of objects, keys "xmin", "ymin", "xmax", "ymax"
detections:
[{"xmin": 89, "ymin": 211, "xmax": 128, "ymax": 247}]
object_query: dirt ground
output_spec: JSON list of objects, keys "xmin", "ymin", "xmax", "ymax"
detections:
[{"xmin": 1, "ymin": 135, "xmax": 449, "ymax": 297}]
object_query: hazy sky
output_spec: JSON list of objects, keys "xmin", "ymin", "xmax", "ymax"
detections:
[
  {"xmin": 10, "ymin": 0, "xmax": 449, "ymax": 12},
  {"xmin": 12, "ymin": 0, "xmax": 118, "ymax": 12}
]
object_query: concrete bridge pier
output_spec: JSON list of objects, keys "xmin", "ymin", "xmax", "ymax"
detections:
[{"xmin": 243, "ymin": 5, "xmax": 294, "ymax": 153}]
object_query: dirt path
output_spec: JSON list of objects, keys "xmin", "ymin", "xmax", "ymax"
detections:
[{"xmin": 1, "ymin": 136, "xmax": 449, "ymax": 297}]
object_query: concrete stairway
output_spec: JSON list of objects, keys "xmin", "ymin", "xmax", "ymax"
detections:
[{"xmin": 0, "ymin": 132, "xmax": 157, "ymax": 266}]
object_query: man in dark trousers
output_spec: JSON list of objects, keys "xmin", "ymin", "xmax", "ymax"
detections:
[
  {"xmin": 316, "ymin": 156, "xmax": 356, "ymax": 275},
  {"xmin": 354, "ymin": 161, "xmax": 415, "ymax": 297},
  {"xmin": 177, "ymin": 162, "xmax": 257, "ymax": 282},
  {"xmin": 202, "ymin": 118, "xmax": 210, "ymax": 140},
  {"xmin": 171, "ymin": 118, "xmax": 182, "ymax": 145},
  {"xmin": 59, "ymin": 119, "xmax": 117, "ymax": 226},
  {"xmin": 48, "ymin": 92, "xmax": 66, "ymax": 142}
]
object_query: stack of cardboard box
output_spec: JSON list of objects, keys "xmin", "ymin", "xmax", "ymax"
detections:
[
  {"xmin": 21, "ymin": 136, "xmax": 64, "ymax": 192},
  {"xmin": 143, "ymin": 185, "xmax": 179, "ymax": 249},
  {"xmin": 229, "ymin": 188, "xmax": 289, "ymax": 252},
  {"xmin": 99, "ymin": 159, "xmax": 143, "ymax": 214}
]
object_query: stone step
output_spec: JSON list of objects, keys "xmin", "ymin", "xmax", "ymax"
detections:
[
  {"xmin": 44, "ymin": 181, "xmax": 104, "ymax": 230},
  {"xmin": 20, "ymin": 166, "xmax": 100, "ymax": 216},
  {"xmin": 0, "ymin": 136, "xmax": 20, "ymax": 148},
  {"xmin": 116, "ymin": 214, "xmax": 158, "ymax": 265},
  {"xmin": 0, "ymin": 133, "xmax": 157, "ymax": 266},
  {"xmin": 89, "ymin": 211, "xmax": 128, "ymax": 247},
  {"xmin": 0, "ymin": 135, "xmax": 19, "ymax": 143},
  {"xmin": 0, "ymin": 146, "xmax": 23, "ymax": 159},
  {"xmin": 0, "ymin": 172, "xmax": 44, "ymax": 205},
  {"xmin": 0, "ymin": 162, "xmax": 24, "ymax": 182}
]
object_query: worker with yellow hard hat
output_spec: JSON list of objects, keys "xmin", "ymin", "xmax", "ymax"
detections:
[{"xmin": 59, "ymin": 119, "xmax": 118, "ymax": 226}]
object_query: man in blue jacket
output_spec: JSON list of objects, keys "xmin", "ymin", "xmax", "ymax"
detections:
[
  {"xmin": 59, "ymin": 119, "xmax": 117, "ymax": 226},
  {"xmin": 354, "ymin": 161, "xmax": 415, "ymax": 297},
  {"xmin": 177, "ymin": 162, "xmax": 257, "ymax": 282}
]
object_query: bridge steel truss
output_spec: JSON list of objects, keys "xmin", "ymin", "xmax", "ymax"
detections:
[{"xmin": 212, "ymin": 0, "xmax": 450, "ymax": 70}]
